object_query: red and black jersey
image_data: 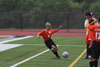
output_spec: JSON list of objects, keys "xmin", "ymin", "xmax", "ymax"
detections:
[
  {"xmin": 88, "ymin": 24, "xmax": 100, "ymax": 42},
  {"xmin": 85, "ymin": 30, "xmax": 93, "ymax": 45},
  {"xmin": 39, "ymin": 29, "xmax": 57, "ymax": 41}
]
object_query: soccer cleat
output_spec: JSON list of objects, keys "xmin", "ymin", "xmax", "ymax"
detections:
[
  {"xmin": 56, "ymin": 56, "xmax": 61, "ymax": 59},
  {"xmin": 83, "ymin": 56, "xmax": 89, "ymax": 59}
]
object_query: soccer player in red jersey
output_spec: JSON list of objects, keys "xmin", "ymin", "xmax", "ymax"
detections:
[
  {"xmin": 84, "ymin": 12, "xmax": 97, "ymax": 59},
  {"xmin": 86, "ymin": 19, "xmax": 96, "ymax": 67},
  {"xmin": 88, "ymin": 17, "xmax": 100, "ymax": 67},
  {"xmin": 37, "ymin": 22, "xmax": 62, "ymax": 59}
]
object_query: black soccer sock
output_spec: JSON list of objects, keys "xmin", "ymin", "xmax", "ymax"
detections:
[
  {"xmin": 52, "ymin": 50, "xmax": 59, "ymax": 57},
  {"xmin": 93, "ymin": 60, "xmax": 98, "ymax": 67},
  {"xmin": 89, "ymin": 62, "xmax": 93, "ymax": 67}
]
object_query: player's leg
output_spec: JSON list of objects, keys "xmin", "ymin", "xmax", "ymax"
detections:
[
  {"xmin": 51, "ymin": 39, "xmax": 60, "ymax": 59},
  {"xmin": 93, "ymin": 59, "xmax": 98, "ymax": 67},
  {"xmin": 52, "ymin": 45, "xmax": 58, "ymax": 51},
  {"xmin": 89, "ymin": 47, "xmax": 94, "ymax": 67},
  {"xmin": 45, "ymin": 39, "xmax": 60, "ymax": 59},
  {"xmin": 89, "ymin": 57, "xmax": 94, "ymax": 67},
  {"xmin": 83, "ymin": 45, "xmax": 89, "ymax": 59},
  {"xmin": 93, "ymin": 43, "xmax": 100, "ymax": 67},
  {"xmin": 51, "ymin": 45, "xmax": 60, "ymax": 59},
  {"xmin": 87, "ymin": 45, "xmax": 90, "ymax": 58},
  {"xmin": 92, "ymin": 41, "xmax": 99, "ymax": 67}
]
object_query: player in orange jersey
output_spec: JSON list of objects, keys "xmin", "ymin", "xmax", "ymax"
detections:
[
  {"xmin": 84, "ymin": 12, "xmax": 97, "ymax": 59},
  {"xmin": 86, "ymin": 19, "xmax": 96, "ymax": 67},
  {"xmin": 37, "ymin": 22, "xmax": 62, "ymax": 59},
  {"xmin": 88, "ymin": 17, "xmax": 100, "ymax": 67}
]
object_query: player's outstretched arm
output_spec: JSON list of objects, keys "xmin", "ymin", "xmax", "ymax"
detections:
[
  {"xmin": 37, "ymin": 33, "xmax": 40, "ymax": 39},
  {"xmin": 56, "ymin": 26, "xmax": 63, "ymax": 31}
]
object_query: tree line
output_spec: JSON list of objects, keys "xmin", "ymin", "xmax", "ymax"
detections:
[
  {"xmin": 0, "ymin": 0, "xmax": 99, "ymax": 13},
  {"xmin": 0, "ymin": 0, "xmax": 100, "ymax": 29}
]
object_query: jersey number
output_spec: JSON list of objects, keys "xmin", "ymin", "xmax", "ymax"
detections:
[{"xmin": 95, "ymin": 32, "xmax": 100, "ymax": 40}]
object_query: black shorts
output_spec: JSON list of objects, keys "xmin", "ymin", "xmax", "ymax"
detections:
[
  {"xmin": 45, "ymin": 39, "xmax": 57, "ymax": 50},
  {"xmin": 92, "ymin": 41, "xmax": 100, "ymax": 59},
  {"xmin": 87, "ymin": 45, "xmax": 93, "ymax": 56}
]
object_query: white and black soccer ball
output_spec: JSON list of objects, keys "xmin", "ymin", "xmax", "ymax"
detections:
[{"xmin": 62, "ymin": 51, "xmax": 69, "ymax": 58}]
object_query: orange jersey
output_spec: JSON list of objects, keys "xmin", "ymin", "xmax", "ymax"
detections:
[
  {"xmin": 85, "ymin": 32, "xmax": 90, "ymax": 45},
  {"xmin": 88, "ymin": 24, "xmax": 100, "ymax": 42},
  {"xmin": 39, "ymin": 29, "xmax": 57, "ymax": 41},
  {"xmin": 85, "ymin": 30, "xmax": 92, "ymax": 45}
]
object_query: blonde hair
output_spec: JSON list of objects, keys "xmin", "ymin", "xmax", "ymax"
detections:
[{"xmin": 45, "ymin": 22, "xmax": 51, "ymax": 26}]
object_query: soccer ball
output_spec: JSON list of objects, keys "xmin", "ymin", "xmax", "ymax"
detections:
[{"xmin": 62, "ymin": 51, "xmax": 69, "ymax": 58}]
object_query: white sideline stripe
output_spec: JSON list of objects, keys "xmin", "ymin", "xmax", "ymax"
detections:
[
  {"xmin": 10, "ymin": 49, "xmax": 50, "ymax": 67},
  {"xmin": 0, "ymin": 36, "xmax": 33, "ymax": 52},
  {"xmin": 0, "ymin": 44, "xmax": 23, "ymax": 52},
  {"xmin": 0, "ymin": 36, "xmax": 33, "ymax": 44},
  {"xmin": 10, "ymin": 45, "xmax": 59, "ymax": 67}
]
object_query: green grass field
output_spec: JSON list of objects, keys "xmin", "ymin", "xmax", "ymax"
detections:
[
  {"xmin": 0, "ymin": 36, "xmax": 99, "ymax": 67},
  {"xmin": 0, "ymin": 37, "xmax": 13, "ymax": 41}
]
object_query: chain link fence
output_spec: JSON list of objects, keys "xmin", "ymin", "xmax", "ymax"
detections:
[{"xmin": 0, "ymin": 7, "xmax": 100, "ymax": 31}]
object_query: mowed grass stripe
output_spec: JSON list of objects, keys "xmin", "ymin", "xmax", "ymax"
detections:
[
  {"xmin": 17, "ymin": 45, "xmax": 85, "ymax": 67},
  {"xmin": 68, "ymin": 49, "xmax": 87, "ymax": 67},
  {"xmin": 10, "ymin": 49, "xmax": 50, "ymax": 67},
  {"xmin": 0, "ymin": 45, "xmax": 47, "ymax": 67},
  {"xmin": 0, "ymin": 37, "xmax": 87, "ymax": 67},
  {"xmin": 22, "ymin": 44, "xmax": 85, "ymax": 47}
]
